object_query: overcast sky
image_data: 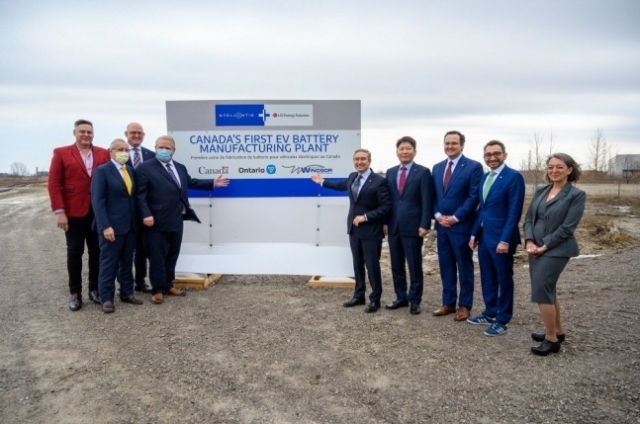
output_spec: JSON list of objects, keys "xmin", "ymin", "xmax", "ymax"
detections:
[{"xmin": 1, "ymin": 0, "xmax": 639, "ymax": 174}]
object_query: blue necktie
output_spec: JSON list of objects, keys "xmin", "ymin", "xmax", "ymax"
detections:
[{"xmin": 351, "ymin": 175, "xmax": 362, "ymax": 198}]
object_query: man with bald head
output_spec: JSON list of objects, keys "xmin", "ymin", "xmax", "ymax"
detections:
[{"xmin": 123, "ymin": 122, "xmax": 155, "ymax": 293}]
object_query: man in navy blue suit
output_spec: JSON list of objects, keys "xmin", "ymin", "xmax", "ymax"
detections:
[
  {"xmin": 91, "ymin": 139, "xmax": 144, "ymax": 313},
  {"xmin": 468, "ymin": 140, "xmax": 525, "ymax": 336},
  {"xmin": 123, "ymin": 122, "xmax": 155, "ymax": 293},
  {"xmin": 311, "ymin": 149, "xmax": 391, "ymax": 313},
  {"xmin": 383, "ymin": 136, "xmax": 433, "ymax": 315},
  {"xmin": 432, "ymin": 131, "xmax": 483, "ymax": 321},
  {"xmin": 136, "ymin": 135, "xmax": 229, "ymax": 305}
]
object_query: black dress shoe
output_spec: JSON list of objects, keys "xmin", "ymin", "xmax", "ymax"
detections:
[
  {"xmin": 531, "ymin": 332, "xmax": 565, "ymax": 343},
  {"xmin": 88, "ymin": 290, "xmax": 101, "ymax": 304},
  {"xmin": 531, "ymin": 339, "xmax": 562, "ymax": 356},
  {"xmin": 120, "ymin": 295, "xmax": 144, "ymax": 305},
  {"xmin": 364, "ymin": 302, "xmax": 380, "ymax": 313},
  {"xmin": 385, "ymin": 300, "xmax": 409, "ymax": 310},
  {"xmin": 343, "ymin": 298, "xmax": 366, "ymax": 307},
  {"xmin": 135, "ymin": 285, "xmax": 152, "ymax": 293},
  {"xmin": 409, "ymin": 304, "xmax": 421, "ymax": 315},
  {"xmin": 102, "ymin": 301, "xmax": 115, "ymax": 314},
  {"xmin": 68, "ymin": 294, "xmax": 82, "ymax": 311}
]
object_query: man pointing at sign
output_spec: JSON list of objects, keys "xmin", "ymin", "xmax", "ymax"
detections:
[{"xmin": 312, "ymin": 149, "xmax": 390, "ymax": 313}]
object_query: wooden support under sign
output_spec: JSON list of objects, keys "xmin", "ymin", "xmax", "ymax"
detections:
[
  {"xmin": 307, "ymin": 275, "xmax": 355, "ymax": 289},
  {"xmin": 173, "ymin": 273, "xmax": 222, "ymax": 290}
]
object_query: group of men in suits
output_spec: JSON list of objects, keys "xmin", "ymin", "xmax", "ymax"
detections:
[
  {"xmin": 50, "ymin": 121, "xmax": 523, "ymax": 331},
  {"xmin": 48, "ymin": 120, "xmax": 228, "ymax": 313},
  {"xmin": 313, "ymin": 131, "xmax": 525, "ymax": 338}
]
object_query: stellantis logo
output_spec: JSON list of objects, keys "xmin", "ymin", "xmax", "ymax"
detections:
[
  {"xmin": 266, "ymin": 164, "xmax": 277, "ymax": 174},
  {"xmin": 281, "ymin": 164, "xmax": 333, "ymax": 174}
]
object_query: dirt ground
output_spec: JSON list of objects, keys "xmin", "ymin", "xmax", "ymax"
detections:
[{"xmin": 1, "ymin": 184, "xmax": 639, "ymax": 424}]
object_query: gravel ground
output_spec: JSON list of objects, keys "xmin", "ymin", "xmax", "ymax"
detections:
[{"xmin": 1, "ymin": 185, "xmax": 638, "ymax": 424}]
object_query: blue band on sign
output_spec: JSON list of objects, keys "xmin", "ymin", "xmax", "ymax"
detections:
[
  {"xmin": 188, "ymin": 178, "xmax": 348, "ymax": 198},
  {"xmin": 215, "ymin": 104, "xmax": 266, "ymax": 126}
]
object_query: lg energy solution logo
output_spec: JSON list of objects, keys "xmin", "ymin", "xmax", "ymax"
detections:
[{"xmin": 281, "ymin": 164, "xmax": 333, "ymax": 174}]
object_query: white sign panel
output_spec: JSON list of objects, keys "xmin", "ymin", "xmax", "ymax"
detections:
[{"xmin": 166, "ymin": 100, "xmax": 361, "ymax": 276}]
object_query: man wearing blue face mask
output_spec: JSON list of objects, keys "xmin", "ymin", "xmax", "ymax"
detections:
[{"xmin": 135, "ymin": 136, "xmax": 230, "ymax": 304}]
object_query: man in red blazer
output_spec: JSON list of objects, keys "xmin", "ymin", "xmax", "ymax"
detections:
[{"xmin": 48, "ymin": 119, "xmax": 110, "ymax": 311}]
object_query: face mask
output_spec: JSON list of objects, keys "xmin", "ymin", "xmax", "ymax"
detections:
[
  {"xmin": 156, "ymin": 148, "xmax": 172, "ymax": 163},
  {"xmin": 114, "ymin": 152, "xmax": 129, "ymax": 165}
]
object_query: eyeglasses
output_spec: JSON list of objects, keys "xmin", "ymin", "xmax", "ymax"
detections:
[{"xmin": 484, "ymin": 152, "xmax": 504, "ymax": 158}]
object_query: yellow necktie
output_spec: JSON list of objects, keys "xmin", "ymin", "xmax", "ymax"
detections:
[{"xmin": 121, "ymin": 165, "xmax": 132, "ymax": 195}]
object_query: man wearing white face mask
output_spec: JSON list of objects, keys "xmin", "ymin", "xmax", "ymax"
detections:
[
  {"xmin": 136, "ymin": 136, "xmax": 230, "ymax": 304},
  {"xmin": 91, "ymin": 139, "xmax": 144, "ymax": 313}
]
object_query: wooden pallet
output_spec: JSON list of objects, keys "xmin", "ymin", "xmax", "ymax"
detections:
[
  {"xmin": 307, "ymin": 275, "xmax": 355, "ymax": 289},
  {"xmin": 173, "ymin": 274, "xmax": 222, "ymax": 290}
]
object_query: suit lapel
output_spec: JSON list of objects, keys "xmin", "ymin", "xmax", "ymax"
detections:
[
  {"xmin": 546, "ymin": 183, "xmax": 572, "ymax": 207},
  {"xmin": 70, "ymin": 146, "xmax": 91, "ymax": 178},
  {"xmin": 153, "ymin": 160, "xmax": 181, "ymax": 190},
  {"xmin": 480, "ymin": 172, "xmax": 489, "ymax": 204},
  {"xmin": 108, "ymin": 163, "xmax": 127, "ymax": 194},
  {"xmin": 531, "ymin": 185, "xmax": 551, "ymax": 227},
  {"xmin": 484, "ymin": 167, "xmax": 509, "ymax": 203},
  {"xmin": 402, "ymin": 165, "xmax": 418, "ymax": 197},
  {"xmin": 447, "ymin": 156, "xmax": 466, "ymax": 189},
  {"xmin": 355, "ymin": 173, "xmax": 374, "ymax": 202},
  {"xmin": 389, "ymin": 166, "xmax": 399, "ymax": 197}
]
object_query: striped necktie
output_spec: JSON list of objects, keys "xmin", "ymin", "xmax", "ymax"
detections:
[
  {"xmin": 133, "ymin": 148, "xmax": 141, "ymax": 168},
  {"xmin": 166, "ymin": 163, "xmax": 180, "ymax": 186}
]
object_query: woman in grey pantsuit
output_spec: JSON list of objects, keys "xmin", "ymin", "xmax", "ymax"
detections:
[{"xmin": 523, "ymin": 153, "xmax": 585, "ymax": 356}]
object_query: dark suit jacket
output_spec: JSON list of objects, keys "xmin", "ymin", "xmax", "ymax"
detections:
[
  {"xmin": 136, "ymin": 159, "xmax": 213, "ymax": 232},
  {"xmin": 322, "ymin": 171, "xmax": 391, "ymax": 239},
  {"xmin": 126, "ymin": 146, "xmax": 155, "ymax": 168},
  {"xmin": 386, "ymin": 163, "xmax": 433, "ymax": 236},
  {"xmin": 432, "ymin": 155, "xmax": 483, "ymax": 234},
  {"xmin": 91, "ymin": 161, "xmax": 137, "ymax": 235},
  {"xmin": 523, "ymin": 183, "xmax": 586, "ymax": 258},
  {"xmin": 471, "ymin": 165, "xmax": 525, "ymax": 250},
  {"xmin": 48, "ymin": 144, "xmax": 110, "ymax": 217}
]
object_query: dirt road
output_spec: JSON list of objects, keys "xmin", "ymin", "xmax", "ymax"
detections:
[{"xmin": 1, "ymin": 186, "xmax": 638, "ymax": 423}]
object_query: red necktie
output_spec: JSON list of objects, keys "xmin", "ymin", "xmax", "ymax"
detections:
[
  {"xmin": 398, "ymin": 166, "xmax": 407, "ymax": 194},
  {"xmin": 443, "ymin": 161, "xmax": 453, "ymax": 189}
]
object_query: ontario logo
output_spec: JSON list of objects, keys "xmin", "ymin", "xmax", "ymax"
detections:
[
  {"xmin": 266, "ymin": 164, "xmax": 277, "ymax": 174},
  {"xmin": 281, "ymin": 164, "xmax": 333, "ymax": 174}
]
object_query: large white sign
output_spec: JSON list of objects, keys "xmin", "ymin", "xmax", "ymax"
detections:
[{"xmin": 166, "ymin": 100, "xmax": 361, "ymax": 276}]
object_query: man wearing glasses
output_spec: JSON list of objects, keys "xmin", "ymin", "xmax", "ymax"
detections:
[
  {"xmin": 123, "ymin": 122, "xmax": 155, "ymax": 293},
  {"xmin": 467, "ymin": 140, "xmax": 525, "ymax": 337}
]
